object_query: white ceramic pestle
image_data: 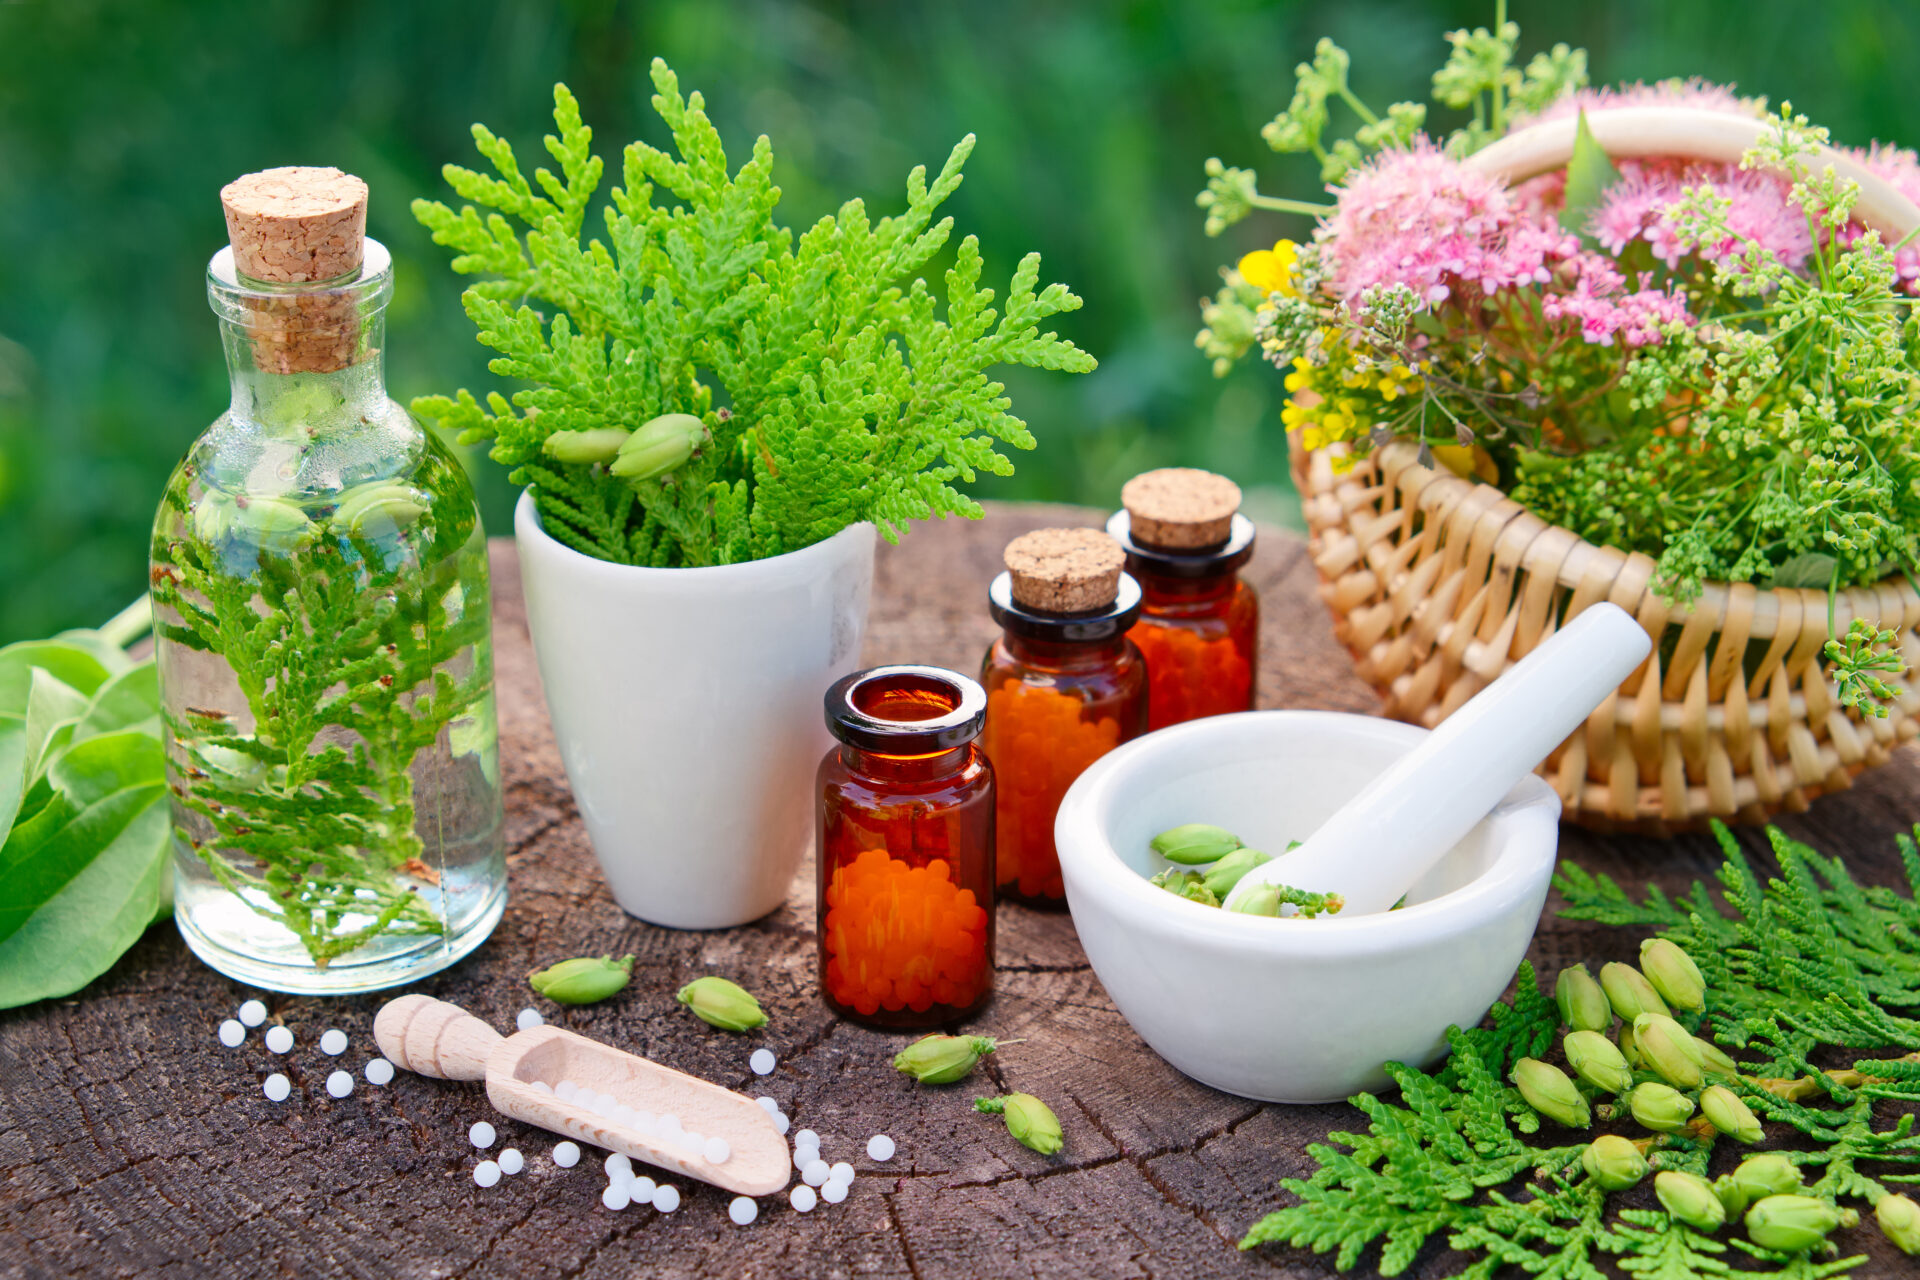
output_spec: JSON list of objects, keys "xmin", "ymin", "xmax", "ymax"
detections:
[{"xmin": 1221, "ymin": 601, "xmax": 1651, "ymax": 917}]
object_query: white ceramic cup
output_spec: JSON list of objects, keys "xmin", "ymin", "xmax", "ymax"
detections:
[
  {"xmin": 1055, "ymin": 710, "xmax": 1560, "ymax": 1103},
  {"xmin": 515, "ymin": 491, "xmax": 876, "ymax": 929}
]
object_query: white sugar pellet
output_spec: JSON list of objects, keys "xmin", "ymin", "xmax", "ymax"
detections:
[
  {"xmin": 552, "ymin": 1141, "xmax": 581, "ymax": 1168},
  {"xmin": 498, "ymin": 1148, "xmax": 524, "ymax": 1175},
  {"xmin": 749, "ymin": 1048, "xmax": 776, "ymax": 1075},
  {"xmin": 365, "ymin": 1058, "xmax": 394, "ymax": 1086},
  {"xmin": 704, "ymin": 1135, "xmax": 731, "ymax": 1164},
  {"xmin": 264, "ymin": 1025, "xmax": 294, "ymax": 1054},
  {"xmin": 597, "ymin": 1090, "xmax": 620, "ymax": 1113},
  {"xmin": 756, "ymin": 1096, "xmax": 779, "ymax": 1115},
  {"xmin": 532, "ymin": 1080, "xmax": 553, "ymax": 1094},
  {"xmin": 263, "ymin": 1073, "xmax": 291, "ymax": 1102},
  {"xmin": 555, "ymin": 1080, "xmax": 579, "ymax": 1102},
  {"xmin": 326, "ymin": 1070, "xmax": 353, "ymax": 1098},
  {"xmin": 605, "ymin": 1152, "xmax": 632, "ymax": 1183},
  {"xmin": 473, "ymin": 1160, "xmax": 501, "ymax": 1188},
  {"xmin": 801, "ymin": 1158, "xmax": 830, "ymax": 1187},
  {"xmin": 634, "ymin": 1110, "xmax": 657, "ymax": 1135},
  {"xmin": 613, "ymin": 1104, "xmax": 636, "ymax": 1127},
  {"xmin": 729, "ymin": 1195, "xmax": 758, "ymax": 1225},
  {"xmin": 516, "ymin": 1007, "xmax": 544, "ymax": 1032},
  {"xmin": 319, "ymin": 1028, "xmax": 348, "ymax": 1056},
  {"xmin": 237, "ymin": 999, "xmax": 267, "ymax": 1027},
  {"xmin": 821, "ymin": 1177, "xmax": 848, "ymax": 1204},
  {"xmin": 829, "ymin": 1161, "xmax": 855, "ymax": 1186},
  {"xmin": 682, "ymin": 1130, "xmax": 708, "ymax": 1156},
  {"xmin": 217, "ymin": 1019, "xmax": 245, "ymax": 1048},
  {"xmin": 773, "ymin": 1112, "xmax": 791, "ymax": 1136},
  {"xmin": 658, "ymin": 1113, "xmax": 683, "ymax": 1138},
  {"xmin": 469, "ymin": 1121, "xmax": 496, "ymax": 1149},
  {"xmin": 601, "ymin": 1182, "xmax": 630, "ymax": 1211},
  {"xmin": 631, "ymin": 1175, "xmax": 656, "ymax": 1206},
  {"xmin": 867, "ymin": 1134, "xmax": 896, "ymax": 1161},
  {"xmin": 795, "ymin": 1128, "xmax": 820, "ymax": 1149},
  {"xmin": 653, "ymin": 1184, "xmax": 681, "ymax": 1213},
  {"xmin": 790, "ymin": 1184, "xmax": 818, "ymax": 1212}
]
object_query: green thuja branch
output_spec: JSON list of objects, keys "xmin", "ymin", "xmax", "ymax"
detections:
[{"xmin": 413, "ymin": 61, "xmax": 1094, "ymax": 568}]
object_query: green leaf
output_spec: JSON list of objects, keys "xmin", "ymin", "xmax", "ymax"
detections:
[
  {"xmin": 72, "ymin": 662, "xmax": 160, "ymax": 744},
  {"xmin": 23, "ymin": 667, "xmax": 89, "ymax": 784},
  {"xmin": 1768, "ymin": 552, "xmax": 1839, "ymax": 590},
  {"xmin": 0, "ymin": 714, "xmax": 24, "ymax": 839},
  {"xmin": 1558, "ymin": 111, "xmax": 1622, "ymax": 243},
  {"xmin": 0, "ymin": 728, "xmax": 170, "ymax": 1009},
  {"xmin": 0, "ymin": 639, "xmax": 113, "ymax": 715}
]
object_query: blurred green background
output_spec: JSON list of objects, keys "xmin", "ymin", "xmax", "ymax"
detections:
[{"xmin": 1, "ymin": 0, "xmax": 1914, "ymax": 640}]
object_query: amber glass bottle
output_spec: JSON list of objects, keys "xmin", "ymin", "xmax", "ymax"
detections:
[
  {"xmin": 979, "ymin": 528, "xmax": 1147, "ymax": 906},
  {"xmin": 817, "ymin": 666, "xmax": 994, "ymax": 1027}
]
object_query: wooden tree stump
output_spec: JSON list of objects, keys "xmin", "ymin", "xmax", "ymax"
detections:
[{"xmin": 2, "ymin": 503, "xmax": 1916, "ymax": 1278}]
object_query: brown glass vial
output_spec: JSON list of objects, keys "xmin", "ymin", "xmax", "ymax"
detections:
[
  {"xmin": 817, "ymin": 665, "xmax": 995, "ymax": 1027},
  {"xmin": 980, "ymin": 529, "xmax": 1148, "ymax": 907},
  {"xmin": 1108, "ymin": 469, "xmax": 1259, "ymax": 730}
]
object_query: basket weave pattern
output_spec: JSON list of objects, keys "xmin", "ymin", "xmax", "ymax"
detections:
[{"xmin": 1296, "ymin": 439, "xmax": 1920, "ymax": 832}]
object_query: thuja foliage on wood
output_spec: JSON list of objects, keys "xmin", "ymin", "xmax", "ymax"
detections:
[
  {"xmin": 150, "ymin": 454, "xmax": 492, "ymax": 966},
  {"xmin": 413, "ymin": 60, "xmax": 1096, "ymax": 569}
]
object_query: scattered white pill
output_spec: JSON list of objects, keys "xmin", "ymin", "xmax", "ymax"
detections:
[
  {"xmin": 237, "ymin": 999, "xmax": 267, "ymax": 1027},
  {"xmin": 658, "ymin": 1113, "xmax": 683, "ymax": 1138},
  {"xmin": 756, "ymin": 1096, "xmax": 779, "ymax": 1115},
  {"xmin": 801, "ymin": 1158, "xmax": 830, "ymax": 1187},
  {"xmin": 790, "ymin": 1184, "xmax": 818, "ymax": 1212},
  {"xmin": 795, "ymin": 1128, "xmax": 820, "ymax": 1149},
  {"xmin": 829, "ymin": 1161, "xmax": 855, "ymax": 1185},
  {"xmin": 474, "ymin": 1160, "xmax": 501, "ymax": 1188},
  {"xmin": 749, "ymin": 1048, "xmax": 776, "ymax": 1075},
  {"xmin": 552, "ymin": 1141, "xmax": 581, "ymax": 1168},
  {"xmin": 867, "ymin": 1134, "xmax": 896, "ymax": 1161},
  {"xmin": 704, "ymin": 1136, "xmax": 731, "ymax": 1164},
  {"xmin": 653, "ymin": 1184, "xmax": 681, "ymax": 1213},
  {"xmin": 516, "ymin": 1007, "xmax": 544, "ymax": 1032},
  {"xmin": 217, "ymin": 1019, "xmax": 245, "ymax": 1048},
  {"xmin": 326, "ymin": 1070, "xmax": 353, "ymax": 1098},
  {"xmin": 264, "ymin": 1025, "xmax": 294, "ymax": 1054},
  {"xmin": 729, "ymin": 1196, "xmax": 758, "ymax": 1225},
  {"xmin": 682, "ymin": 1130, "xmax": 707, "ymax": 1156},
  {"xmin": 365, "ymin": 1058, "xmax": 394, "ymax": 1086},
  {"xmin": 263, "ymin": 1073, "xmax": 291, "ymax": 1102},
  {"xmin": 601, "ymin": 1182, "xmax": 630, "ymax": 1211},
  {"xmin": 532, "ymin": 1080, "xmax": 553, "ymax": 1094},
  {"xmin": 793, "ymin": 1148, "xmax": 814, "ymax": 1172},
  {"xmin": 470, "ymin": 1121, "xmax": 496, "ymax": 1149},
  {"xmin": 555, "ymin": 1080, "xmax": 578, "ymax": 1102},
  {"xmin": 631, "ymin": 1175, "xmax": 656, "ymax": 1205},
  {"xmin": 498, "ymin": 1148, "xmax": 524, "ymax": 1175},
  {"xmin": 319, "ymin": 1029, "xmax": 348, "ymax": 1056},
  {"xmin": 821, "ymin": 1177, "xmax": 848, "ymax": 1204},
  {"xmin": 773, "ymin": 1112, "xmax": 791, "ymax": 1136},
  {"xmin": 605, "ymin": 1152, "xmax": 632, "ymax": 1183}
]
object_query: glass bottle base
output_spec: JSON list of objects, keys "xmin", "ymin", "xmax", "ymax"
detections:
[
  {"xmin": 175, "ymin": 878, "xmax": 508, "ymax": 996},
  {"xmin": 821, "ymin": 990, "xmax": 992, "ymax": 1030}
]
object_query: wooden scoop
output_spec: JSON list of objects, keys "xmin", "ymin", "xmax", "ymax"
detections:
[{"xmin": 374, "ymin": 994, "xmax": 789, "ymax": 1197}]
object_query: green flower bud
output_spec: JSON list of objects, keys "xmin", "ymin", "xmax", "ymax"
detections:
[
  {"xmin": 1628, "ymin": 1081, "xmax": 1696, "ymax": 1133},
  {"xmin": 1640, "ymin": 939, "xmax": 1707, "ymax": 1012},
  {"xmin": 192, "ymin": 490, "xmax": 240, "ymax": 543},
  {"xmin": 543, "ymin": 426, "xmax": 633, "ymax": 465},
  {"xmin": 1513, "ymin": 1058, "xmax": 1591, "ymax": 1129},
  {"xmin": 1634, "ymin": 1013, "xmax": 1705, "ymax": 1090},
  {"xmin": 1149, "ymin": 823, "xmax": 1243, "ymax": 865},
  {"xmin": 1744, "ymin": 1194, "xmax": 1846, "ymax": 1253},
  {"xmin": 674, "ymin": 976, "xmax": 767, "ymax": 1032},
  {"xmin": 1877, "ymin": 1192, "xmax": 1920, "ymax": 1255},
  {"xmin": 1731, "ymin": 1153, "xmax": 1803, "ymax": 1202},
  {"xmin": 893, "ymin": 1033, "xmax": 999, "ymax": 1084},
  {"xmin": 1619, "ymin": 1022, "xmax": 1643, "ymax": 1068},
  {"xmin": 975, "ymin": 1093, "xmax": 1063, "ymax": 1154},
  {"xmin": 237, "ymin": 495, "xmax": 319, "ymax": 551},
  {"xmin": 1600, "ymin": 961, "xmax": 1671, "ymax": 1023},
  {"xmin": 1556, "ymin": 964, "xmax": 1613, "ymax": 1032},
  {"xmin": 1180, "ymin": 879, "xmax": 1222, "ymax": 907},
  {"xmin": 333, "ymin": 482, "xmax": 428, "ymax": 539},
  {"xmin": 1714, "ymin": 1174, "xmax": 1750, "ymax": 1220},
  {"xmin": 527, "ymin": 953, "xmax": 635, "ymax": 1005},
  {"xmin": 1581, "ymin": 1134, "xmax": 1649, "ymax": 1191},
  {"xmin": 1228, "ymin": 881, "xmax": 1282, "ymax": 916},
  {"xmin": 1564, "ymin": 1029, "xmax": 1633, "ymax": 1094},
  {"xmin": 1656, "ymin": 1170, "xmax": 1727, "ymax": 1232},
  {"xmin": 1693, "ymin": 1036, "xmax": 1741, "ymax": 1080},
  {"xmin": 609, "ymin": 412, "xmax": 708, "ymax": 480},
  {"xmin": 1200, "ymin": 847, "xmax": 1272, "ymax": 898},
  {"xmin": 1699, "ymin": 1084, "xmax": 1764, "ymax": 1144}
]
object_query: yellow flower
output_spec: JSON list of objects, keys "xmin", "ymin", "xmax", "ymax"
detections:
[{"xmin": 1238, "ymin": 239, "xmax": 1300, "ymax": 297}]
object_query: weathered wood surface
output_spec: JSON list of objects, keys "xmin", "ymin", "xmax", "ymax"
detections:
[{"xmin": 3, "ymin": 501, "xmax": 1917, "ymax": 1280}]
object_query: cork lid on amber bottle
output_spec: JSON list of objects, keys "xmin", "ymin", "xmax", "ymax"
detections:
[
  {"xmin": 1120, "ymin": 468, "xmax": 1242, "ymax": 550},
  {"xmin": 1003, "ymin": 528, "xmax": 1126, "ymax": 613},
  {"xmin": 218, "ymin": 167, "xmax": 372, "ymax": 375}
]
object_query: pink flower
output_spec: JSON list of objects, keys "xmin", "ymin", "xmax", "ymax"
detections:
[
  {"xmin": 1538, "ymin": 256, "xmax": 1692, "ymax": 348},
  {"xmin": 1513, "ymin": 78, "xmax": 1762, "ymax": 129},
  {"xmin": 1840, "ymin": 142, "xmax": 1920, "ymax": 291}
]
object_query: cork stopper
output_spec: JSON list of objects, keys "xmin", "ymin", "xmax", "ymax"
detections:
[
  {"xmin": 221, "ymin": 167, "xmax": 368, "ymax": 283},
  {"xmin": 1121, "ymin": 468, "xmax": 1242, "ymax": 549},
  {"xmin": 1004, "ymin": 528, "xmax": 1126, "ymax": 613}
]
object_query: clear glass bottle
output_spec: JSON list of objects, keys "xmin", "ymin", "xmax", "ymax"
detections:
[
  {"xmin": 817, "ymin": 666, "xmax": 994, "ymax": 1027},
  {"xmin": 152, "ymin": 176, "xmax": 504, "ymax": 994},
  {"xmin": 980, "ymin": 572, "xmax": 1146, "ymax": 906},
  {"xmin": 1107, "ymin": 509, "xmax": 1259, "ymax": 730}
]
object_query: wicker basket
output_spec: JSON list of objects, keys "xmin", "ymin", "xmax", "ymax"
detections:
[{"xmin": 1292, "ymin": 108, "xmax": 1920, "ymax": 834}]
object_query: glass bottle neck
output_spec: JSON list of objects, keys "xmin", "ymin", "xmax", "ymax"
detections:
[
  {"xmin": 1136, "ymin": 566, "xmax": 1238, "ymax": 606},
  {"xmin": 842, "ymin": 743, "xmax": 973, "ymax": 784},
  {"xmin": 221, "ymin": 312, "xmax": 389, "ymax": 433},
  {"xmin": 999, "ymin": 631, "xmax": 1133, "ymax": 671}
]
